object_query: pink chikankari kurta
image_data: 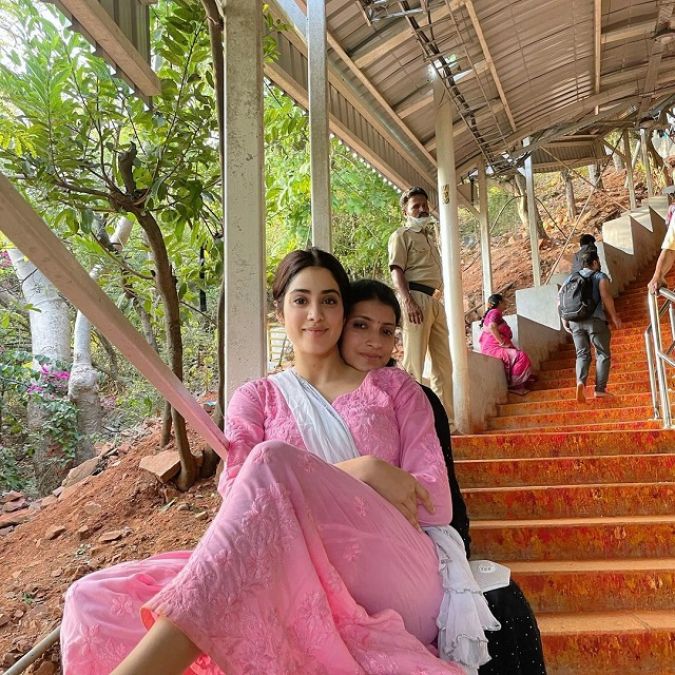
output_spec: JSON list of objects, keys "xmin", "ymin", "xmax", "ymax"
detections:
[{"xmin": 60, "ymin": 367, "xmax": 462, "ymax": 674}]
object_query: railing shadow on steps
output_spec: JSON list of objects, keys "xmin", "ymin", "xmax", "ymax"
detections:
[{"xmin": 645, "ymin": 287, "xmax": 675, "ymax": 427}]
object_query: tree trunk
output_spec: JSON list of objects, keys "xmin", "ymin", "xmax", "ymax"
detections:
[
  {"xmin": 588, "ymin": 163, "xmax": 604, "ymax": 190},
  {"xmin": 160, "ymin": 401, "xmax": 173, "ymax": 446},
  {"xmin": 646, "ymin": 134, "xmax": 669, "ymax": 186},
  {"xmin": 7, "ymin": 248, "xmax": 72, "ymax": 494},
  {"xmin": 611, "ymin": 149, "xmax": 624, "ymax": 171},
  {"xmin": 507, "ymin": 174, "xmax": 548, "ymax": 239},
  {"xmin": 133, "ymin": 210, "xmax": 197, "ymax": 490},
  {"xmin": 68, "ymin": 217, "xmax": 133, "ymax": 462},
  {"xmin": 562, "ymin": 171, "xmax": 576, "ymax": 222}
]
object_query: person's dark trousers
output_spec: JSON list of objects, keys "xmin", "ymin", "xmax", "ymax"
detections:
[{"xmin": 570, "ymin": 317, "xmax": 612, "ymax": 392}]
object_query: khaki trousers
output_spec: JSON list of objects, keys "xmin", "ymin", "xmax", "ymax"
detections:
[{"xmin": 401, "ymin": 290, "xmax": 454, "ymax": 423}]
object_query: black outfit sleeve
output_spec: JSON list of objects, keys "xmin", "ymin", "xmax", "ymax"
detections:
[{"xmin": 419, "ymin": 384, "xmax": 471, "ymax": 557}]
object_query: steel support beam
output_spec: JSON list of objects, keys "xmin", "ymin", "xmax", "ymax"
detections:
[
  {"xmin": 460, "ymin": 0, "xmax": 516, "ymax": 132},
  {"xmin": 57, "ymin": 0, "xmax": 160, "ymax": 96},
  {"xmin": 594, "ymin": 0, "xmax": 602, "ymax": 99},
  {"xmin": 624, "ymin": 129, "xmax": 637, "ymax": 209},
  {"xmin": 222, "ymin": 0, "xmax": 266, "ymax": 403},
  {"xmin": 523, "ymin": 137, "xmax": 541, "ymax": 286},
  {"xmin": 434, "ymin": 79, "xmax": 469, "ymax": 432},
  {"xmin": 478, "ymin": 161, "xmax": 493, "ymax": 303},
  {"xmin": 307, "ymin": 0, "xmax": 331, "ymax": 250}
]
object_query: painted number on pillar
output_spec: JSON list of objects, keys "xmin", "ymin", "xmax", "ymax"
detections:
[{"xmin": 442, "ymin": 184, "xmax": 450, "ymax": 204}]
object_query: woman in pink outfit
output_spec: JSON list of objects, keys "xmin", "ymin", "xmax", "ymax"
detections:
[
  {"xmin": 61, "ymin": 248, "xmax": 495, "ymax": 674},
  {"xmin": 478, "ymin": 294, "xmax": 533, "ymax": 396}
]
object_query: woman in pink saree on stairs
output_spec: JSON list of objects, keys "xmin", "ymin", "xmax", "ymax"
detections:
[
  {"xmin": 478, "ymin": 294, "xmax": 534, "ymax": 396},
  {"xmin": 60, "ymin": 248, "xmax": 498, "ymax": 675}
]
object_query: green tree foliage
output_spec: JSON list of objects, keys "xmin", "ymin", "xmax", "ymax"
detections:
[{"xmin": 264, "ymin": 84, "xmax": 401, "ymax": 282}]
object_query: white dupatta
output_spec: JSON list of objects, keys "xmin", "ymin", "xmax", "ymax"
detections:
[{"xmin": 270, "ymin": 369, "xmax": 500, "ymax": 672}]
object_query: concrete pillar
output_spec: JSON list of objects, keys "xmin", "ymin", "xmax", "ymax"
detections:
[
  {"xmin": 434, "ymin": 79, "xmax": 470, "ymax": 432},
  {"xmin": 307, "ymin": 0, "xmax": 331, "ymax": 251},
  {"xmin": 640, "ymin": 128, "xmax": 654, "ymax": 198},
  {"xmin": 223, "ymin": 0, "xmax": 266, "ymax": 404},
  {"xmin": 523, "ymin": 137, "xmax": 542, "ymax": 286},
  {"xmin": 477, "ymin": 161, "xmax": 493, "ymax": 304},
  {"xmin": 623, "ymin": 130, "xmax": 637, "ymax": 210}
]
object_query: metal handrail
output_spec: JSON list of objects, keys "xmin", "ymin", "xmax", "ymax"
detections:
[{"xmin": 644, "ymin": 287, "xmax": 675, "ymax": 427}]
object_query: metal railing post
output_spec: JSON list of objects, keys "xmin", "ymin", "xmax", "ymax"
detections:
[
  {"xmin": 648, "ymin": 291, "xmax": 672, "ymax": 428},
  {"xmin": 644, "ymin": 329, "xmax": 659, "ymax": 418}
]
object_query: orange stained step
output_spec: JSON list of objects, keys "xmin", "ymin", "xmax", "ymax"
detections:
[
  {"xmin": 537, "ymin": 610, "xmax": 675, "ymax": 674},
  {"xmin": 506, "ymin": 559, "xmax": 675, "ymax": 613},
  {"xmin": 463, "ymin": 254, "xmax": 675, "ymax": 673},
  {"xmin": 456, "ymin": 453, "xmax": 675, "ymax": 487}
]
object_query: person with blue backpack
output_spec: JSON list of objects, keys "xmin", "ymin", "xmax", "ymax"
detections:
[{"xmin": 559, "ymin": 250, "xmax": 621, "ymax": 403}]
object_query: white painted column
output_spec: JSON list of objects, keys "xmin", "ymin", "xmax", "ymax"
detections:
[
  {"xmin": 640, "ymin": 128, "xmax": 654, "ymax": 198},
  {"xmin": 624, "ymin": 130, "xmax": 637, "ymax": 210},
  {"xmin": 434, "ymin": 80, "xmax": 470, "ymax": 432},
  {"xmin": 223, "ymin": 0, "xmax": 266, "ymax": 404},
  {"xmin": 523, "ymin": 137, "xmax": 542, "ymax": 286},
  {"xmin": 307, "ymin": 0, "xmax": 331, "ymax": 251},
  {"xmin": 478, "ymin": 160, "xmax": 493, "ymax": 304}
]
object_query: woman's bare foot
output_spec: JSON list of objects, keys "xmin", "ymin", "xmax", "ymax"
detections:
[{"xmin": 509, "ymin": 386, "xmax": 530, "ymax": 396}]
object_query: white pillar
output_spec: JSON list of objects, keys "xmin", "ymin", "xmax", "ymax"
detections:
[
  {"xmin": 523, "ymin": 137, "xmax": 542, "ymax": 286},
  {"xmin": 640, "ymin": 128, "xmax": 654, "ymax": 198},
  {"xmin": 307, "ymin": 0, "xmax": 331, "ymax": 251},
  {"xmin": 223, "ymin": 0, "xmax": 266, "ymax": 404},
  {"xmin": 624, "ymin": 130, "xmax": 637, "ymax": 210},
  {"xmin": 478, "ymin": 161, "xmax": 493, "ymax": 304},
  {"xmin": 434, "ymin": 80, "xmax": 470, "ymax": 432}
]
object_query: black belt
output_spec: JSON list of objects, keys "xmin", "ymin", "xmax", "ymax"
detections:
[{"xmin": 408, "ymin": 282, "xmax": 437, "ymax": 296}]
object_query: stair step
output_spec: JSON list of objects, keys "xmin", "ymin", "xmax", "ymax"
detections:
[
  {"xmin": 541, "ymin": 353, "xmax": 647, "ymax": 372},
  {"xmin": 498, "ymin": 391, "xmax": 653, "ymax": 415},
  {"xmin": 532, "ymin": 371, "xmax": 652, "ymax": 391},
  {"xmin": 538, "ymin": 363, "xmax": 649, "ymax": 382},
  {"xmin": 453, "ymin": 430, "xmax": 675, "ymax": 460},
  {"xmin": 538, "ymin": 610, "xmax": 675, "ymax": 674},
  {"xmin": 463, "ymin": 482, "xmax": 675, "ymax": 519},
  {"xmin": 487, "ymin": 405, "xmax": 653, "ymax": 431},
  {"xmin": 455, "ymin": 453, "xmax": 675, "ymax": 487},
  {"xmin": 507, "ymin": 382, "xmax": 653, "ymax": 402},
  {"xmin": 499, "ymin": 419, "xmax": 662, "ymax": 434},
  {"xmin": 470, "ymin": 515, "xmax": 675, "ymax": 561},
  {"xmin": 507, "ymin": 559, "xmax": 675, "ymax": 613}
]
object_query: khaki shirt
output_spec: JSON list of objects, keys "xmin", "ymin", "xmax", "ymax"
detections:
[{"xmin": 388, "ymin": 224, "xmax": 443, "ymax": 289}]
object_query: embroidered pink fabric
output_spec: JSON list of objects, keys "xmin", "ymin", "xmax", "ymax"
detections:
[{"xmin": 60, "ymin": 368, "xmax": 460, "ymax": 674}]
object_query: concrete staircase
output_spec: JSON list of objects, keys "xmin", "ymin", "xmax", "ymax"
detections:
[{"xmin": 455, "ymin": 270, "xmax": 675, "ymax": 673}]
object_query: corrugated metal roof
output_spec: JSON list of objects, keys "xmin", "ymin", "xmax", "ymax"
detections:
[{"xmin": 271, "ymin": 0, "xmax": 675, "ymax": 187}]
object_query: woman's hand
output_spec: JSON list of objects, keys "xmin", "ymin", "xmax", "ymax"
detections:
[{"xmin": 337, "ymin": 456, "xmax": 435, "ymax": 530}]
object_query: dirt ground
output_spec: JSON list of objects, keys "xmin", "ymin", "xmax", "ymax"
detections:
[
  {"xmin": 0, "ymin": 422, "xmax": 219, "ymax": 672},
  {"xmin": 0, "ymin": 167, "xmax": 649, "ymax": 672}
]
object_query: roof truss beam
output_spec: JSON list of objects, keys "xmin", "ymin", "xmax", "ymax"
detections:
[
  {"xmin": 57, "ymin": 0, "xmax": 160, "ymax": 96},
  {"xmin": 452, "ymin": 0, "xmax": 517, "ymax": 132},
  {"xmin": 350, "ymin": 4, "xmax": 447, "ymax": 69},
  {"xmin": 601, "ymin": 18, "xmax": 657, "ymax": 45},
  {"xmin": 637, "ymin": 1, "xmax": 675, "ymax": 119}
]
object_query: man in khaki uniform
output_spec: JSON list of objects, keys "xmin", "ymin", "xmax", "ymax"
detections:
[{"xmin": 388, "ymin": 186, "xmax": 454, "ymax": 424}]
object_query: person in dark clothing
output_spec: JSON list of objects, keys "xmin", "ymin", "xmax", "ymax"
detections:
[
  {"xmin": 571, "ymin": 233, "xmax": 597, "ymax": 274},
  {"xmin": 343, "ymin": 278, "xmax": 547, "ymax": 675},
  {"xmin": 421, "ymin": 385, "xmax": 546, "ymax": 675}
]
